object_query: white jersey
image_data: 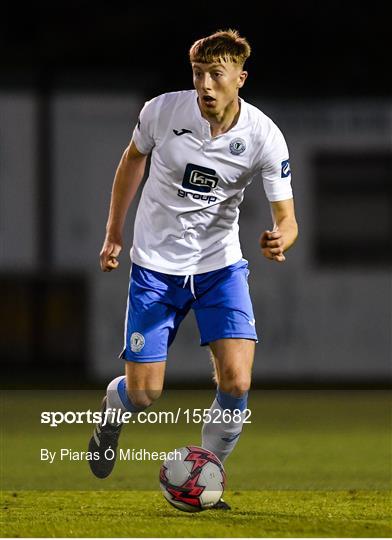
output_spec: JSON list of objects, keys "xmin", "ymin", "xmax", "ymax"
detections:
[{"xmin": 131, "ymin": 90, "xmax": 292, "ymax": 275}]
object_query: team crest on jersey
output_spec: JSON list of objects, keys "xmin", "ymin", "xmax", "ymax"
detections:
[
  {"xmin": 182, "ymin": 163, "xmax": 219, "ymax": 193},
  {"xmin": 130, "ymin": 332, "xmax": 145, "ymax": 352},
  {"xmin": 229, "ymin": 138, "xmax": 246, "ymax": 155}
]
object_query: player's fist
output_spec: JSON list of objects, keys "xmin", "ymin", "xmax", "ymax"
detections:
[
  {"xmin": 259, "ymin": 229, "xmax": 286, "ymax": 263},
  {"xmin": 100, "ymin": 236, "xmax": 122, "ymax": 272}
]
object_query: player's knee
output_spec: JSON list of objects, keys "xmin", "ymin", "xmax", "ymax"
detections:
[
  {"xmin": 146, "ymin": 388, "xmax": 162, "ymax": 404},
  {"xmin": 128, "ymin": 388, "xmax": 162, "ymax": 409},
  {"xmin": 220, "ymin": 374, "xmax": 251, "ymax": 397},
  {"xmin": 230, "ymin": 380, "xmax": 251, "ymax": 396}
]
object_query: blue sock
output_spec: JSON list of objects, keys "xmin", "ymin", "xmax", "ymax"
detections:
[
  {"xmin": 202, "ymin": 388, "xmax": 249, "ymax": 463},
  {"xmin": 216, "ymin": 388, "xmax": 248, "ymax": 412},
  {"xmin": 117, "ymin": 377, "xmax": 144, "ymax": 412}
]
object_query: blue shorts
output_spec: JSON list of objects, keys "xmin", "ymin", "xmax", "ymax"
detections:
[{"xmin": 120, "ymin": 259, "xmax": 258, "ymax": 362}]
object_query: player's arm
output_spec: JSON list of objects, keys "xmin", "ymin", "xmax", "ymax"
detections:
[
  {"xmin": 259, "ymin": 198, "xmax": 298, "ymax": 263},
  {"xmin": 100, "ymin": 141, "xmax": 148, "ymax": 272}
]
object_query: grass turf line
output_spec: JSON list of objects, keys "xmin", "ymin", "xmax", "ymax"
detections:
[{"xmin": 1, "ymin": 490, "xmax": 391, "ymax": 538}]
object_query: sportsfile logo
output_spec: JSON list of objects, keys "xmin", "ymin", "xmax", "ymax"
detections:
[
  {"xmin": 40, "ymin": 407, "xmax": 252, "ymax": 427},
  {"xmin": 281, "ymin": 159, "xmax": 291, "ymax": 178}
]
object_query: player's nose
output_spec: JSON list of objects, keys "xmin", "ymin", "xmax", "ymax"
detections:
[{"xmin": 200, "ymin": 73, "xmax": 212, "ymax": 90}]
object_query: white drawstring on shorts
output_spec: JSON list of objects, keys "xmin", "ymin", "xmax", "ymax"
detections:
[{"xmin": 183, "ymin": 275, "xmax": 196, "ymax": 298}]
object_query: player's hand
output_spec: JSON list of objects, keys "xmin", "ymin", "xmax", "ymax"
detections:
[
  {"xmin": 259, "ymin": 229, "xmax": 286, "ymax": 263},
  {"xmin": 100, "ymin": 236, "xmax": 122, "ymax": 272}
]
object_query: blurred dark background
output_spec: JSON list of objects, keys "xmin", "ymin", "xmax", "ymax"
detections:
[
  {"xmin": 2, "ymin": 4, "xmax": 391, "ymax": 98},
  {"xmin": 1, "ymin": 3, "xmax": 391, "ymax": 387}
]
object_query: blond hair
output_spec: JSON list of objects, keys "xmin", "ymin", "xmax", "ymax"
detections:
[{"xmin": 189, "ymin": 29, "xmax": 251, "ymax": 67}]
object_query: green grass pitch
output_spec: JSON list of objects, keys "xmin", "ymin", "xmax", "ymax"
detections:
[{"xmin": 1, "ymin": 390, "xmax": 391, "ymax": 537}]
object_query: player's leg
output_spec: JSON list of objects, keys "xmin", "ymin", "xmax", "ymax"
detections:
[
  {"xmin": 124, "ymin": 360, "xmax": 166, "ymax": 406},
  {"xmin": 202, "ymin": 338, "xmax": 254, "ymax": 462},
  {"xmin": 105, "ymin": 360, "xmax": 166, "ymax": 417},
  {"xmin": 88, "ymin": 263, "xmax": 192, "ymax": 478},
  {"xmin": 194, "ymin": 259, "xmax": 257, "ymax": 462},
  {"xmin": 199, "ymin": 338, "xmax": 254, "ymax": 510},
  {"xmin": 106, "ymin": 360, "xmax": 166, "ymax": 412},
  {"xmin": 193, "ymin": 259, "xmax": 257, "ymax": 509},
  {"xmin": 88, "ymin": 361, "xmax": 166, "ymax": 479}
]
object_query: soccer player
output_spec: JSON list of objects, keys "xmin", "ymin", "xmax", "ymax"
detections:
[{"xmin": 88, "ymin": 29, "xmax": 298, "ymax": 509}]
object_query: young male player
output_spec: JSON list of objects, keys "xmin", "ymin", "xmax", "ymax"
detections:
[{"xmin": 88, "ymin": 29, "xmax": 298, "ymax": 509}]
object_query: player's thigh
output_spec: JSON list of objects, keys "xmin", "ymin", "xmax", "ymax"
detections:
[
  {"xmin": 120, "ymin": 264, "xmax": 189, "ymax": 363},
  {"xmin": 209, "ymin": 338, "xmax": 255, "ymax": 395},
  {"xmin": 194, "ymin": 259, "xmax": 258, "ymax": 346}
]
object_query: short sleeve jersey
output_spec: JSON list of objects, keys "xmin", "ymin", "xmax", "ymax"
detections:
[{"xmin": 131, "ymin": 90, "xmax": 292, "ymax": 275}]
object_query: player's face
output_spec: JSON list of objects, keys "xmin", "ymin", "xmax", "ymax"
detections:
[{"xmin": 192, "ymin": 61, "xmax": 247, "ymax": 117}]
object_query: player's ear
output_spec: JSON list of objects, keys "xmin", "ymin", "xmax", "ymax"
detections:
[{"xmin": 237, "ymin": 71, "xmax": 248, "ymax": 88}]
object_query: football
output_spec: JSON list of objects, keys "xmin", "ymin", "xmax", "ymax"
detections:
[{"xmin": 159, "ymin": 446, "xmax": 226, "ymax": 512}]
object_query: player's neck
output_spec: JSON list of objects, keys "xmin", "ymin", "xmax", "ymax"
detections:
[{"xmin": 200, "ymin": 98, "xmax": 241, "ymax": 138}]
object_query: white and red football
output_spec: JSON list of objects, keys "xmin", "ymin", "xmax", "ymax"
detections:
[{"xmin": 159, "ymin": 446, "xmax": 226, "ymax": 512}]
